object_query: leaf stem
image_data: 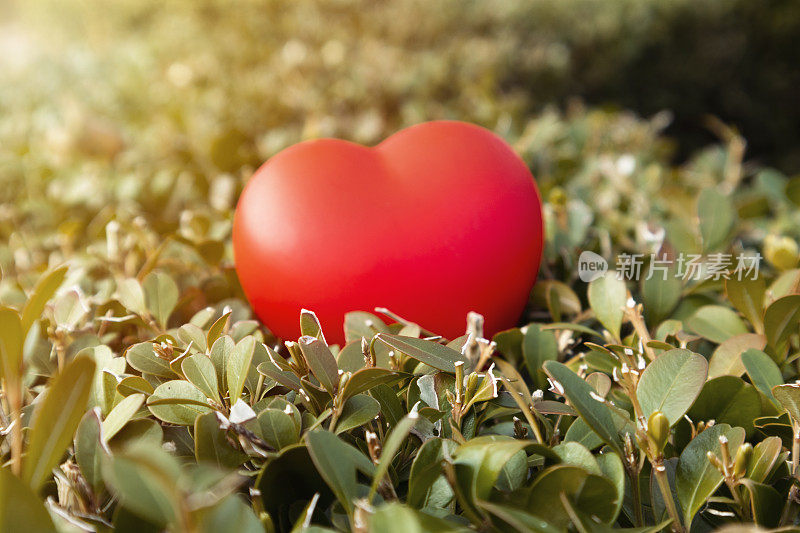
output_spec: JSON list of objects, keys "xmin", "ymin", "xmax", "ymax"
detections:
[
  {"xmin": 54, "ymin": 332, "xmax": 66, "ymax": 372},
  {"xmin": 623, "ymin": 303, "xmax": 656, "ymax": 361},
  {"xmin": 726, "ymin": 480, "xmax": 749, "ymax": 522},
  {"xmin": 654, "ymin": 463, "xmax": 684, "ymax": 533},
  {"xmin": 328, "ymin": 410, "xmax": 339, "ymax": 433},
  {"xmin": 527, "ymin": 406, "xmax": 545, "ymax": 444},
  {"xmin": 629, "ymin": 466, "xmax": 644, "ymax": 527},
  {"xmin": 792, "ymin": 425, "xmax": 800, "ymax": 477},
  {"xmin": 9, "ymin": 382, "xmax": 23, "ymax": 476},
  {"xmin": 780, "ymin": 424, "xmax": 800, "ymax": 525}
]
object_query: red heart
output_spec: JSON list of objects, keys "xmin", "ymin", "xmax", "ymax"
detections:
[{"xmin": 233, "ymin": 121, "xmax": 543, "ymax": 345}]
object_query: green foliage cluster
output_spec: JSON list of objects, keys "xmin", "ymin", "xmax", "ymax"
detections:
[{"xmin": 5, "ymin": 1, "xmax": 800, "ymax": 532}]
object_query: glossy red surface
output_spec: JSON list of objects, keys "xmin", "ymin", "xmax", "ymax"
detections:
[{"xmin": 233, "ymin": 121, "xmax": 543, "ymax": 345}]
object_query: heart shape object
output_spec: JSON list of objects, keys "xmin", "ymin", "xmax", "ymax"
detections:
[{"xmin": 233, "ymin": 121, "xmax": 543, "ymax": 345}]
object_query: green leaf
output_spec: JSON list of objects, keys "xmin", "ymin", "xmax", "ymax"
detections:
[
  {"xmin": 256, "ymin": 446, "xmax": 335, "ymax": 531},
  {"xmin": 596, "ymin": 451, "xmax": 625, "ymax": 522},
  {"xmin": 257, "ymin": 364, "xmax": 302, "ymax": 394},
  {"xmin": 478, "ymin": 500, "xmax": 561, "ymax": 533},
  {"xmin": 536, "ymin": 400, "xmax": 577, "ymax": 417},
  {"xmin": 369, "ymin": 413, "xmax": 418, "ymax": 501},
  {"xmin": 742, "ymin": 349, "xmax": 783, "ymax": 408},
  {"xmin": 102, "ymin": 393, "xmax": 145, "ymax": 441},
  {"xmin": 206, "ymin": 311, "xmax": 232, "ymax": 348},
  {"xmin": 305, "ymin": 430, "xmax": 376, "ymax": 515},
  {"xmin": 493, "ymin": 327, "xmax": 524, "ymax": 366},
  {"xmin": 533, "ymin": 280, "xmax": 582, "ymax": 320},
  {"xmin": 747, "ymin": 436, "xmax": 782, "ymax": 484},
  {"xmin": 563, "ymin": 405, "xmax": 635, "ymax": 452},
  {"xmin": 103, "ymin": 442, "xmax": 181, "ymax": 527},
  {"xmin": 75, "ymin": 408, "xmax": 106, "ymax": 494},
  {"xmin": 541, "ymin": 322, "xmax": 603, "ymax": 339},
  {"xmin": 110, "ymin": 419, "xmax": 163, "ymax": 450},
  {"xmin": 200, "ymin": 495, "xmax": 265, "ymax": 533},
  {"xmin": 569, "ymin": 507, "xmax": 672, "ymax": 533},
  {"xmin": 0, "ymin": 465, "xmax": 56, "ymax": 532},
  {"xmin": 344, "ymin": 311, "xmax": 390, "ymax": 343},
  {"xmin": 335, "ymin": 393, "xmax": 381, "ymax": 434},
  {"xmin": 375, "ymin": 333, "xmax": 466, "ymax": 373},
  {"xmin": 126, "ymin": 342, "xmax": 175, "ymax": 378},
  {"xmin": 299, "ymin": 335, "xmax": 339, "ymax": 395},
  {"xmin": 182, "ymin": 353, "xmax": 219, "ymax": 401},
  {"xmin": 245, "ymin": 342, "xmax": 270, "ymax": 400},
  {"xmin": 642, "ymin": 262, "xmax": 682, "ymax": 326},
  {"xmin": 408, "ymin": 438, "xmax": 454, "ymax": 509},
  {"xmin": 698, "ymin": 188, "xmax": 735, "ymax": 251},
  {"xmin": 676, "ymin": 423, "xmax": 745, "ymax": 526},
  {"xmin": 177, "ymin": 323, "xmax": 207, "ymax": 353},
  {"xmin": 82, "ymin": 345, "xmax": 127, "ymax": 414},
  {"xmin": 564, "ymin": 417, "xmax": 605, "ymax": 450},
  {"xmin": 764, "ymin": 294, "xmax": 800, "ymax": 350},
  {"xmin": 543, "ymin": 361, "xmax": 624, "ymax": 454},
  {"xmin": 726, "ymin": 276, "xmax": 766, "ymax": 334},
  {"xmin": 21, "ymin": 265, "xmax": 68, "ymax": 334},
  {"xmin": 526, "ymin": 464, "xmax": 619, "ymax": 528},
  {"xmin": 336, "ymin": 341, "xmax": 369, "ymax": 373},
  {"xmin": 23, "ymin": 354, "xmax": 96, "ymax": 491},
  {"xmin": 147, "ymin": 380, "xmax": 213, "ymax": 425},
  {"xmin": 300, "ymin": 308, "xmax": 327, "ymax": 344},
  {"xmin": 772, "ymin": 384, "xmax": 800, "ymax": 424},
  {"xmin": 209, "ymin": 335, "xmax": 234, "ymax": 392},
  {"xmin": 740, "ymin": 479, "xmax": 783, "ymax": 528},
  {"xmin": 117, "ymin": 375, "xmax": 155, "ymax": 396},
  {"xmin": 95, "ymin": 371, "xmax": 118, "ymax": 417},
  {"xmin": 371, "ymin": 383, "xmax": 405, "ymax": 429},
  {"xmin": 0, "ymin": 307, "xmax": 23, "ymax": 385},
  {"xmin": 587, "ymin": 272, "xmax": 627, "ymax": 340},
  {"xmin": 463, "ymin": 368, "xmax": 500, "ymax": 410},
  {"xmin": 142, "ymin": 271, "xmax": 179, "ymax": 328},
  {"xmin": 454, "ymin": 436, "xmax": 533, "ymax": 501},
  {"xmin": 257, "ymin": 408, "xmax": 300, "ymax": 450},
  {"xmin": 708, "ymin": 333, "xmax": 765, "ymax": 379},
  {"xmin": 53, "ymin": 289, "xmax": 88, "ymax": 331},
  {"xmin": 767, "ymin": 269, "xmax": 800, "ymax": 302},
  {"xmin": 494, "ymin": 357, "xmax": 536, "ymax": 412},
  {"xmin": 227, "ymin": 336, "xmax": 255, "ymax": 403},
  {"xmin": 339, "ymin": 367, "xmax": 405, "ymax": 403},
  {"xmin": 522, "ymin": 324, "xmax": 558, "ymax": 389},
  {"xmin": 636, "ymin": 348, "xmax": 707, "ymax": 426},
  {"xmin": 687, "ymin": 376, "xmax": 761, "ymax": 437},
  {"xmin": 552, "ymin": 442, "xmax": 601, "ymax": 475},
  {"xmin": 496, "ymin": 449, "xmax": 527, "ymax": 492},
  {"xmin": 195, "ymin": 411, "xmax": 247, "ymax": 468},
  {"xmin": 229, "ymin": 320, "xmax": 260, "ymax": 342},
  {"xmin": 687, "ymin": 305, "xmax": 748, "ymax": 343},
  {"xmin": 117, "ymin": 278, "xmax": 148, "ymax": 316},
  {"xmin": 369, "ymin": 502, "xmax": 466, "ymax": 533}
]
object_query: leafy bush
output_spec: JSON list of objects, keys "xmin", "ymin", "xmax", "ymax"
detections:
[
  {"xmin": 6, "ymin": 1, "xmax": 800, "ymax": 532},
  {"xmin": 7, "ymin": 253, "xmax": 800, "ymax": 531}
]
